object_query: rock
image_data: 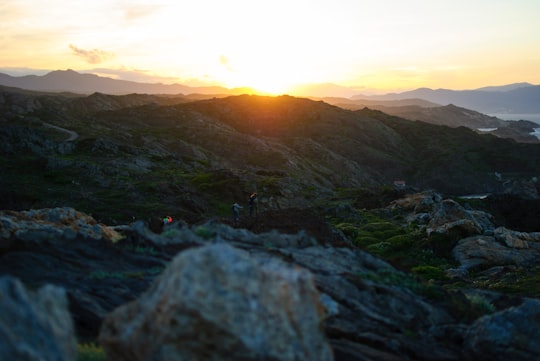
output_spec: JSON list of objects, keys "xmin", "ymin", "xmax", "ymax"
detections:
[
  {"xmin": 389, "ymin": 190, "xmax": 442, "ymax": 213},
  {"xmin": 464, "ymin": 298, "xmax": 540, "ymax": 361},
  {"xmin": 390, "ymin": 192, "xmax": 494, "ymax": 237},
  {"xmin": 502, "ymin": 179, "xmax": 539, "ymax": 199},
  {"xmin": 452, "ymin": 235, "xmax": 540, "ymax": 270},
  {"xmin": 0, "ymin": 276, "xmax": 76, "ymax": 361},
  {"xmin": 494, "ymin": 227, "xmax": 540, "ymax": 249},
  {"xmin": 99, "ymin": 243, "xmax": 334, "ymax": 361},
  {"xmin": 0, "ymin": 208, "xmax": 167, "ymax": 340},
  {"xmin": 0, "ymin": 207, "xmax": 124, "ymax": 243},
  {"xmin": 274, "ymin": 246, "xmax": 463, "ymax": 361},
  {"xmin": 427, "ymin": 199, "xmax": 484, "ymax": 237}
]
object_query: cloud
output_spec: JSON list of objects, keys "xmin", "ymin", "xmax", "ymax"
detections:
[{"xmin": 69, "ymin": 44, "xmax": 114, "ymax": 64}]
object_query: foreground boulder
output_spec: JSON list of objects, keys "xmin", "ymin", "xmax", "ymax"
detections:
[
  {"xmin": 99, "ymin": 243, "xmax": 334, "ymax": 361},
  {"xmin": 465, "ymin": 298, "xmax": 540, "ymax": 360},
  {"xmin": 0, "ymin": 276, "xmax": 76, "ymax": 361},
  {"xmin": 0, "ymin": 207, "xmax": 167, "ymax": 339}
]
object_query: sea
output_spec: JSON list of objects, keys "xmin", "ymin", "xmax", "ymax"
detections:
[{"xmin": 487, "ymin": 113, "xmax": 540, "ymax": 140}]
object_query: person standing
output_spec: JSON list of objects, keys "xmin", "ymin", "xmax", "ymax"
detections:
[
  {"xmin": 249, "ymin": 193, "xmax": 258, "ymax": 217},
  {"xmin": 232, "ymin": 202, "xmax": 243, "ymax": 225}
]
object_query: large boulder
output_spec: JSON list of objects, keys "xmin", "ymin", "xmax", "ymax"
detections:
[
  {"xmin": 464, "ymin": 298, "xmax": 540, "ymax": 360},
  {"xmin": 0, "ymin": 208, "xmax": 168, "ymax": 340},
  {"xmin": 99, "ymin": 243, "xmax": 334, "ymax": 361},
  {"xmin": 0, "ymin": 276, "xmax": 76, "ymax": 361}
]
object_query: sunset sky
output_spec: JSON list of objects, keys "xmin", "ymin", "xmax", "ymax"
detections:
[{"xmin": 1, "ymin": 0, "xmax": 539, "ymax": 95}]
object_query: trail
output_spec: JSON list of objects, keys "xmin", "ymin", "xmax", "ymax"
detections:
[{"xmin": 42, "ymin": 122, "xmax": 79, "ymax": 142}]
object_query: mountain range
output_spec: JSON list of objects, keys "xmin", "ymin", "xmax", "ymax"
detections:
[
  {"xmin": 0, "ymin": 69, "xmax": 254, "ymax": 96},
  {"xmin": 354, "ymin": 83, "xmax": 540, "ymax": 114},
  {"xmin": 1, "ymin": 70, "xmax": 539, "ymax": 116}
]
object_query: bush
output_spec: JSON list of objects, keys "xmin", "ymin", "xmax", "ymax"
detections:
[
  {"xmin": 335, "ymin": 222, "xmax": 358, "ymax": 237},
  {"xmin": 411, "ymin": 265, "xmax": 448, "ymax": 281},
  {"xmin": 385, "ymin": 234, "xmax": 416, "ymax": 251},
  {"xmin": 354, "ymin": 236, "xmax": 379, "ymax": 247},
  {"xmin": 77, "ymin": 343, "xmax": 106, "ymax": 361}
]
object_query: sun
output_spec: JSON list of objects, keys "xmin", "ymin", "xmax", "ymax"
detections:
[
  {"xmin": 224, "ymin": 68, "xmax": 295, "ymax": 95},
  {"xmin": 216, "ymin": 52, "xmax": 301, "ymax": 95}
]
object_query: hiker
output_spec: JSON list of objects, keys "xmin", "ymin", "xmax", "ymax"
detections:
[
  {"xmin": 232, "ymin": 202, "xmax": 242, "ymax": 224},
  {"xmin": 249, "ymin": 192, "xmax": 258, "ymax": 217},
  {"xmin": 163, "ymin": 215, "xmax": 173, "ymax": 226}
]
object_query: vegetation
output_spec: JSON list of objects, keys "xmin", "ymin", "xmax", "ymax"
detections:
[
  {"xmin": 328, "ymin": 193, "xmax": 540, "ymax": 301},
  {"xmin": 77, "ymin": 343, "xmax": 106, "ymax": 361}
]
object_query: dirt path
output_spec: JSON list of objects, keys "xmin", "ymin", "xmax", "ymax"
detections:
[{"xmin": 42, "ymin": 122, "xmax": 79, "ymax": 142}]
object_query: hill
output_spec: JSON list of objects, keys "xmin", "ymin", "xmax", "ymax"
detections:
[
  {"xmin": 322, "ymin": 97, "xmax": 540, "ymax": 143},
  {"xmin": 2, "ymin": 89, "xmax": 540, "ymax": 224},
  {"xmin": 353, "ymin": 83, "xmax": 540, "ymax": 114}
]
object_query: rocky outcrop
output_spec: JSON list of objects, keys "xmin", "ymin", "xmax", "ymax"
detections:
[
  {"xmin": 0, "ymin": 276, "xmax": 76, "ymax": 361},
  {"xmin": 452, "ymin": 227, "xmax": 540, "ymax": 272},
  {"xmin": 389, "ymin": 191, "xmax": 540, "ymax": 276},
  {"xmin": 390, "ymin": 191, "xmax": 495, "ymax": 237},
  {"xmin": 0, "ymin": 207, "xmax": 123, "ymax": 244},
  {"xmin": 0, "ymin": 208, "xmax": 166, "ymax": 339},
  {"xmin": 2, "ymin": 205, "xmax": 540, "ymax": 360},
  {"xmin": 464, "ymin": 298, "xmax": 540, "ymax": 360},
  {"xmin": 99, "ymin": 243, "xmax": 334, "ymax": 361}
]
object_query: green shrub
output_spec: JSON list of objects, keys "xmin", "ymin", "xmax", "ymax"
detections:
[
  {"xmin": 466, "ymin": 294, "xmax": 495, "ymax": 315},
  {"xmin": 373, "ymin": 228, "xmax": 403, "ymax": 240},
  {"xmin": 361, "ymin": 222, "xmax": 395, "ymax": 232},
  {"xmin": 385, "ymin": 234, "xmax": 416, "ymax": 251},
  {"xmin": 335, "ymin": 222, "xmax": 358, "ymax": 237},
  {"xmin": 354, "ymin": 236, "xmax": 379, "ymax": 247},
  {"xmin": 411, "ymin": 265, "xmax": 448, "ymax": 281},
  {"xmin": 365, "ymin": 241, "xmax": 391, "ymax": 253},
  {"xmin": 77, "ymin": 343, "xmax": 106, "ymax": 361}
]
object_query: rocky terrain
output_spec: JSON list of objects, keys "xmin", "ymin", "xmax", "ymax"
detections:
[
  {"xmin": 1, "ymin": 87, "xmax": 540, "ymax": 360},
  {"xmin": 1, "ymin": 191, "xmax": 540, "ymax": 360}
]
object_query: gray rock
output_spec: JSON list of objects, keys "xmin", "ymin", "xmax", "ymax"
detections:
[
  {"xmin": 0, "ymin": 276, "xmax": 76, "ymax": 361},
  {"xmin": 0, "ymin": 207, "xmax": 124, "ymax": 243},
  {"xmin": 494, "ymin": 227, "xmax": 540, "ymax": 249},
  {"xmin": 465, "ymin": 298, "xmax": 540, "ymax": 360},
  {"xmin": 99, "ymin": 243, "xmax": 334, "ymax": 361},
  {"xmin": 453, "ymin": 235, "xmax": 540, "ymax": 270}
]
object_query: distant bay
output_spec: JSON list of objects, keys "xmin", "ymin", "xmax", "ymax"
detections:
[{"xmin": 487, "ymin": 114, "xmax": 540, "ymax": 140}]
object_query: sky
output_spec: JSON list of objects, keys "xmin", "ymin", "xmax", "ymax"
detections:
[{"xmin": 1, "ymin": 0, "xmax": 540, "ymax": 95}]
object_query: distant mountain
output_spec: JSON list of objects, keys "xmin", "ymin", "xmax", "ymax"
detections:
[
  {"xmin": 475, "ymin": 82, "xmax": 534, "ymax": 92},
  {"xmin": 354, "ymin": 83, "xmax": 540, "ymax": 114},
  {"xmin": 317, "ymin": 97, "xmax": 440, "ymax": 109},
  {"xmin": 0, "ymin": 69, "xmax": 251, "ymax": 96}
]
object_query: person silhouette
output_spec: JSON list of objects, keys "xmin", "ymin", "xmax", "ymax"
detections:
[
  {"xmin": 232, "ymin": 202, "xmax": 242, "ymax": 225},
  {"xmin": 249, "ymin": 193, "xmax": 258, "ymax": 217}
]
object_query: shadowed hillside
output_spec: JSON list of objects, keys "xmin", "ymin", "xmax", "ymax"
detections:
[{"xmin": 1, "ymin": 90, "xmax": 540, "ymax": 225}]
